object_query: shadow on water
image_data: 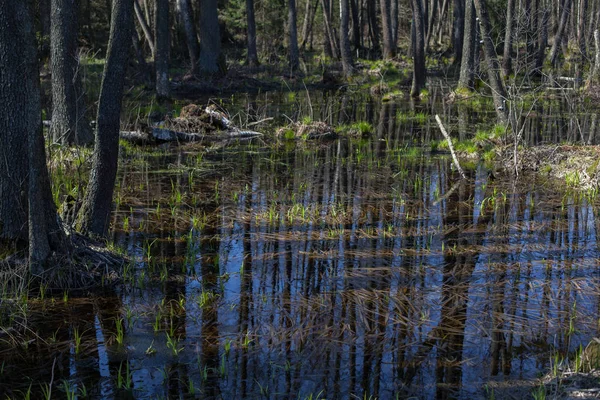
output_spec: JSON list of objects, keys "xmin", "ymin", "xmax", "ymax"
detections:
[{"xmin": 2, "ymin": 86, "xmax": 600, "ymax": 399}]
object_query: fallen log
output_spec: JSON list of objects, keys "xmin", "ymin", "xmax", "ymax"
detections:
[
  {"xmin": 151, "ymin": 126, "xmax": 263, "ymax": 142},
  {"xmin": 120, "ymin": 130, "xmax": 151, "ymax": 144}
]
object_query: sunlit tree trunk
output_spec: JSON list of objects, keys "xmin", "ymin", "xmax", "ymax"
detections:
[
  {"xmin": 78, "ymin": 0, "xmax": 134, "ymax": 237},
  {"xmin": 246, "ymin": 0, "xmax": 259, "ymax": 66},
  {"xmin": 50, "ymin": 0, "xmax": 93, "ymax": 145},
  {"xmin": 154, "ymin": 0, "xmax": 169, "ymax": 98},
  {"xmin": 1, "ymin": 0, "xmax": 67, "ymax": 271},
  {"xmin": 411, "ymin": 0, "xmax": 426, "ymax": 97},
  {"xmin": 178, "ymin": 0, "xmax": 200, "ymax": 73}
]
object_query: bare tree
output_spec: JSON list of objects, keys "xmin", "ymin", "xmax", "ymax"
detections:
[
  {"xmin": 288, "ymin": 0, "xmax": 300, "ymax": 71},
  {"xmin": 473, "ymin": 0, "xmax": 508, "ymax": 122},
  {"xmin": 178, "ymin": 0, "xmax": 200, "ymax": 73},
  {"xmin": 380, "ymin": 0, "xmax": 396, "ymax": 58},
  {"xmin": 457, "ymin": 0, "xmax": 476, "ymax": 90},
  {"xmin": 246, "ymin": 0, "xmax": 259, "ymax": 66},
  {"xmin": 411, "ymin": 0, "xmax": 427, "ymax": 96},
  {"xmin": 198, "ymin": 0, "xmax": 224, "ymax": 74},
  {"xmin": 154, "ymin": 0, "xmax": 169, "ymax": 98},
  {"xmin": 78, "ymin": 0, "xmax": 134, "ymax": 237},
  {"xmin": 340, "ymin": 0, "xmax": 354, "ymax": 75},
  {"xmin": 1, "ymin": 0, "xmax": 68, "ymax": 271},
  {"xmin": 50, "ymin": 0, "xmax": 93, "ymax": 145}
]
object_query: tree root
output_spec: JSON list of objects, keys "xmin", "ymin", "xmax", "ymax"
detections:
[{"xmin": 1, "ymin": 229, "xmax": 126, "ymax": 294}]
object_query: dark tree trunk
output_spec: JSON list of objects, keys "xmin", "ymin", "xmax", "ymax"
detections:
[
  {"xmin": 452, "ymin": 0, "xmax": 465, "ymax": 65},
  {"xmin": 1, "ymin": 0, "xmax": 67, "ymax": 271},
  {"xmin": 245, "ymin": 0, "xmax": 259, "ymax": 66},
  {"xmin": 321, "ymin": 0, "xmax": 339, "ymax": 58},
  {"xmin": 576, "ymin": 0, "xmax": 588, "ymax": 86},
  {"xmin": 549, "ymin": 0, "xmax": 572, "ymax": 67},
  {"xmin": 391, "ymin": 0, "xmax": 399, "ymax": 45},
  {"xmin": 350, "ymin": 0, "xmax": 360, "ymax": 50},
  {"xmin": 300, "ymin": 0, "xmax": 317, "ymax": 49},
  {"xmin": 50, "ymin": 0, "xmax": 93, "ymax": 146},
  {"xmin": 534, "ymin": 7, "xmax": 549, "ymax": 74},
  {"xmin": 134, "ymin": 0, "xmax": 154, "ymax": 58},
  {"xmin": 473, "ymin": 0, "xmax": 508, "ymax": 122},
  {"xmin": 132, "ymin": 30, "xmax": 152, "ymax": 84},
  {"xmin": 411, "ymin": 0, "xmax": 426, "ymax": 97},
  {"xmin": 340, "ymin": 0, "xmax": 354, "ymax": 75},
  {"xmin": 502, "ymin": 0, "xmax": 515, "ymax": 77},
  {"xmin": 287, "ymin": 0, "xmax": 300, "ymax": 71},
  {"xmin": 78, "ymin": 0, "xmax": 134, "ymax": 237},
  {"xmin": 457, "ymin": 0, "xmax": 476, "ymax": 89},
  {"xmin": 198, "ymin": 0, "xmax": 224, "ymax": 75},
  {"xmin": 425, "ymin": 0, "xmax": 438, "ymax": 51},
  {"xmin": 154, "ymin": 0, "xmax": 169, "ymax": 98},
  {"xmin": 178, "ymin": 0, "xmax": 200, "ymax": 73},
  {"xmin": 367, "ymin": 0, "xmax": 380, "ymax": 55},
  {"xmin": 380, "ymin": 0, "xmax": 395, "ymax": 58},
  {"xmin": 38, "ymin": 0, "xmax": 51, "ymax": 61}
]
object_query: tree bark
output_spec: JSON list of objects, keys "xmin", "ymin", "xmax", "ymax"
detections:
[
  {"xmin": 287, "ymin": 0, "xmax": 300, "ymax": 71},
  {"xmin": 50, "ymin": 0, "xmax": 93, "ymax": 146},
  {"xmin": 411, "ymin": 0, "xmax": 426, "ymax": 97},
  {"xmin": 502, "ymin": 0, "xmax": 515, "ymax": 77},
  {"xmin": 380, "ymin": 0, "xmax": 395, "ymax": 58},
  {"xmin": 134, "ymin": 0, "xmax": 154, "ymax": 58},
  {"xmin": 349, "ymin": 0, "xmax": 360, "ymax": 50},
  {"xmin": 457, "ymin": 0, "xmax": 476, "ymax": 90},
  {"xmin": 1, "ymin": 0, "xmax": 67, "ymax": 271},
  {"xmin": 198, "ymin": 0, "xmax": 224, "ymax": 75},
  {"xmin": 340, "ymin": 0, "xmax": 354, "ymax": 75},
  {"xmin": 320, "ymin": 0, "xmax": 339, "ymax": 58},
  {"xmin": 425, "ymin": 0, "xmax": 438, "ymax": 51},
  {"xmin": 178, "ymin": 0, "xmax": 200, "ymax": 73},
  {"xmin": 154, "ymin": 0, "xmax": 169, "ymax": 98},
  {"xmin": 452, "ymin": 0, "xmax": 465, "ymax": 66},
  {"xmin": 548, "ymin": 0, "xmax": 572, "ymax": 67},
  {"xmin": 391, "ymin": 0, "xmax": 399, "ymax": 45},
  {"xmin": 473, "ymin": 0, "xmax": 508, "ymax": 122},
  {"xmin": 367, "ymin": 0, "xmax": 380, "ymax": 55},
  {"xmin": 534, "ymin": 6, "xmax": 549, "ymax": 74},
  {"xmin": 245, "ymin": 0, "xmax": 259, "ymax": 66},
  {"xmin": 38, "ymin": 0, "xmax": 51, "ymax": 61},
  {"xmin": 78, "ymin": 0, "xmax": 133, "ymax": 237},
  {"xmin": 587, "ymin": 29, "xmax": 600, "ymax": 86}
]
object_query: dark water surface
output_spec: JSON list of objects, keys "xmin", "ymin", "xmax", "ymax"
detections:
[{"xmin": 2, "ymin": 88, "xmax": 600, "ymax": 399}]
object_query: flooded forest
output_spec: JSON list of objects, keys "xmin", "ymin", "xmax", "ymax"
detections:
[{"xmin": 2, "ymin": 0, "xmax": 600, "ymax": 398}]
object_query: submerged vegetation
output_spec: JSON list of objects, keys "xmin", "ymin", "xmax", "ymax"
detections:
[{"xmin": 3, "ymin": 0, "xmax": 600, "ymax": 397}]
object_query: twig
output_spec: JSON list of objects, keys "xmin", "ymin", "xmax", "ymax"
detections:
[{"xmin": 435, "ymin": 114, "xmax": 466, "ymax": 180}]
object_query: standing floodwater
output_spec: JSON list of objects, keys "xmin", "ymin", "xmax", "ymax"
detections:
[{"xmin": 1, "ymin": 90, "xmax": 600, "ymax": 399}]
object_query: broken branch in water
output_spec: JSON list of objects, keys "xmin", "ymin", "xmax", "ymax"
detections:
[{"xmin": 435, "ymin": 114, "xmax": 466, "ymax": 180}]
